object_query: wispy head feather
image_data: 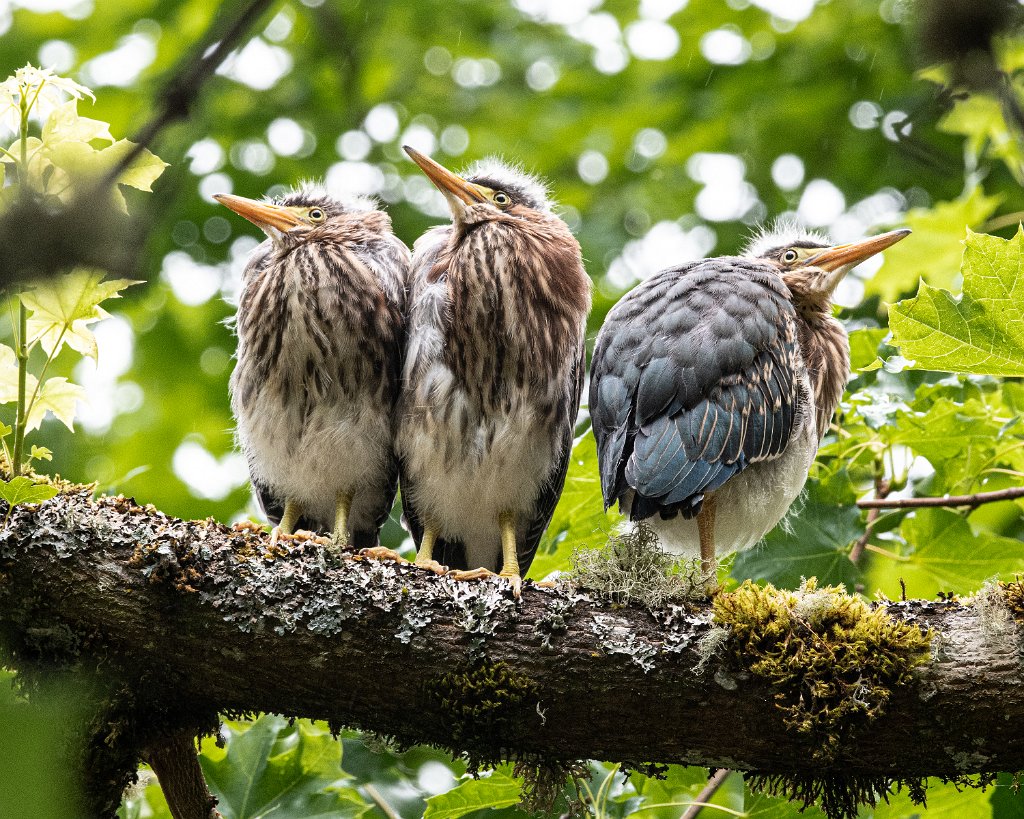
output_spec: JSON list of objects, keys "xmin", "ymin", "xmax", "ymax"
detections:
[
  {"xmin": 463, "ymin": 156, "xmax": 553, "ymax": 212},
  {"xmin": 278, "ymin": 178, "xmax": 379, "ymax": 214},
  {"xmin": 743, "ymin": 216, "xmax": 831, "ymax": 259}
]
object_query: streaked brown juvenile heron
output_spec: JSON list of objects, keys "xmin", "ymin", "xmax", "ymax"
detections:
[
  {"xmin": 589, "ymin": 225, "xmax": 910, "ymax": 584},
  {"xmin": 397, "ymin": 147, "xmax": 591, "ymax": 594},
  {"xmin": 216, "ymin": 185, "xmax": 409, "ymax": 550}
]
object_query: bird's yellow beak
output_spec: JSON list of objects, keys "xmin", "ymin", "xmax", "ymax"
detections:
[
  {"xmin": 404, "ymin": 146, "xmax": 486, "ymax": 221},
  {"xmin": 214, "ymin": 193, "xmax": 303, "ymax": 234},
  {"xmin": 806, "ymin": 228, "xmax": 911, "ymax": 273}
]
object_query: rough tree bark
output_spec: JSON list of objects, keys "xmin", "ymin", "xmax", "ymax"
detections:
[{"xmin": 1, "ymin": 490, "xmax": 1022, "ymax": 817}]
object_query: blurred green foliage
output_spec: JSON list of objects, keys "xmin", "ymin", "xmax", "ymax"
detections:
[{"xmin": 4, "ymin": 0, "xmax": 1024, "ymax": 817}]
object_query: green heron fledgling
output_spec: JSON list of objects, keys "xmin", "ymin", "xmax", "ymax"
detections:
[
  {"xmin": 590, "ymin": 225, "xmax": 910, "ymax": 583},
  {"xmin": 397, "ymin": 147, "xmax": 591, "ymax": 593},
  {"xmin": 216, "ymin": 186, "xmax": 409, "ymax": 550}
]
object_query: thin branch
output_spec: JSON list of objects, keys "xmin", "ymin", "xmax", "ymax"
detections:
[
  {"xmin": 857, "ymin": 485, "xmax": 1024, "ymax": 510},
  {"xmin": 983, "ymin": 212, "xmax": 1024, "ymax": 233},
  {"xmin": 850, "ymin": 477, "xmax": 891, "ymax": 564},
  {"xmin": 362, "ymin": 784, "xmax": 401, "ymax": 819},
  {"xmin": 681, "ymin": 769, "xmax": 732, "ymax": 819},
  {"xmin": 100, "ymin": 0, "xmax": 276, "ymax": 186}
]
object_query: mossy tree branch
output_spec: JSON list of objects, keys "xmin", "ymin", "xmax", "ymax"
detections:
[{"xmin": 1, "ymin": 491, "xmax": 1023, "ymax": 817}]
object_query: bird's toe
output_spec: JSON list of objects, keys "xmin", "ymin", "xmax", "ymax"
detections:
[
  {"xmin": 360, "ymin": 546, "xmax": 405, "ymax": 563},
  {"xmin": 414, "ymin": 557, "xmax": 447, "ymax": 575}
]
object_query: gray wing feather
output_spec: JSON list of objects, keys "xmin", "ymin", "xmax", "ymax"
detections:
[{"xmin": 590, "ymin": 257, "xmax": 801, "ymax": 521}]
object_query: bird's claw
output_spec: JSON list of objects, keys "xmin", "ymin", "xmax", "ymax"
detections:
[
  {"xmin": 360, "ymin": 546, "xmax": 405, "ymax": 563},
  {"xmin": 232, "ymin": 520, "xmax": 265, "ymax": 534},
  {"xmin": 268, "ymin": 526, "xmax": 283, "ymax": 549},
  {"xmin": 449, "ymin": 567, "xmax": 523, "ymax": 598},
  {"xmin": 499, "ymin": 571, "xmax": 523, "ymax": 599},
  {"xmin": 414, "ymin": 557, "xmax": 447, "ymax": 575}
]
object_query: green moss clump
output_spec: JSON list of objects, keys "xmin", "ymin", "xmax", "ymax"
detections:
[
  {"xmin": 1000, "ymin": 578, "xmax": 1024, "ymax": 621},
  {"xmin": 568, "ymin": 522, "xmax": 706, "ymax": 607},
  {"xmin": 427, "ymin": 660, "xmax": 538, "ymax": 756},
  {"xmin": 714, "ymin": 579, "xmax": 933, "ymax": 763}
]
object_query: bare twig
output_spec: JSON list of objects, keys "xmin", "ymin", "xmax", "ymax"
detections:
[
  {"xmin": 857, "ymin": 485, "xmax": 1024, "ymax": 510},
  {"xmin": 850, "ymin": 477, "xmax": 891, "ymax": 564},
  {"xmin": 102, "ymin": 0, "xmax": 276, "ymax": 186},
  {"xmin": 681, "ymin": 769, "xmax": 732, "ymax": 819},
  {"xmin": 362, "ymin": 784, "xmax": 401, "ymax": 819}
]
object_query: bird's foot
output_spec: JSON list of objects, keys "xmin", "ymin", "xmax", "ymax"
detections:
[
  {"xmin": 499, "ymin": 569, "xmax": 523, "ymax": 599},
  {"xmin": 449, "ymin": 567, "xmax": 523, "ymax": 598},
  {"xmin": 290, "ymin": 529, "xmax": 317, "ymax": 542},
  {"xmin": 232, "ymin": 520, "xmax": 265, "ymax": 534},
  {"xmin": 414, "ymin": 557, "xmax": 447, "ymax": 575},
  {"xmin": 360, "ymin": 546, "xmax": 406, "ymax": 563},
  {"xmin": 268, "ymin": 526, "xmax": 283, "ymax": 549}
]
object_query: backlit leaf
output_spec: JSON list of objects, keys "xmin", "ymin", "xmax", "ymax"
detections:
[
  {"xmin": 423, "ymin": 772, "xmax": 521, "ymax": 819},
  {"xmin": 27, "ymin": 377, "xmax": 86, "ymax": 432},
  {"xmin": 21, "ymin": 269, "xmax": 141, "ymax": 359},
  {"xmin": 889, "ymin": 228, "xmax": 1024, "ymax": 376},
  {"xmin": 41, "ymin": 99, "xmax": 113, "ymax": 146}
]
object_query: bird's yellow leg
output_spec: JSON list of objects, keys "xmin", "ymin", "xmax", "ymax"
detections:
[
  {"xmin": 269, "ymin": 498, "xmax": 302, "ymax": 548},
  {"xmin": 411, "ymin": 526, "xmax": 445, "ymax": 573},
  {"xmin": 697, "ymin": 493, "xmax": 718, "ymax": 593},
  {"xmin": 498, "ymin": 510, "xmax": 520, "ymax": 576},
  {"xmin": 330, "ymin": 491, "xmax": 353, "ymax": 550},
  {"xmin": 498, "ymin": 510, "xmax": 523, "ymax": 597},
  {"xmin": 449, "ymin": 513, "xmax": 522, "ymax": 596}
]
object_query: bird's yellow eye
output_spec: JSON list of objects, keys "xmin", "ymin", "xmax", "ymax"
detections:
[
  {"xmin": 782, "ymin": 249, "xmax": 799, "ymax": 264},
  {"xmin": 308, "ymin": 208, "xmax": 325, "ymax": 222},
  {"xmin": 493, "ymin": 192, "xmax": 511, "ymax": 207}
]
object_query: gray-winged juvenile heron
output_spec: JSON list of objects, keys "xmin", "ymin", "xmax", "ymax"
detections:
[
  {"xmin": 589, "ymin": 225, "xmax": 910, "ymax": 585},
  {"xmin": 216, "ymin": 185, "xmax": 409, "ymax": 551}
]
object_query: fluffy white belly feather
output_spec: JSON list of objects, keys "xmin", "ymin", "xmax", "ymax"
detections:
[
  {"xmin": 642, "ymin": 416, "xmax": 819, "ymax": 558},
  {"xmin": 237, "ymin": 394, "xmax": 392, "ymax": 532},
  {"xmin": 400, "ymin": 383, "xmax": 555, "ymax": 569}
]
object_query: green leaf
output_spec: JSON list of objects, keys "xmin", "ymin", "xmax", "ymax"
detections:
[
  {"xmin": 743, "ymin": 780, "xmax": 827, "ymax": 818},
  {"xmin": 423, "ymin": 772, "xmax": 521, "ymax": 819},
  {"xmin": 201, "ymin": 715, "xmax": 370, "ymax": 819},
  {"xmin": 847, "ymin": 327, "xmax": 887, "ymax": 372},
  {"xmin": 0, "ymin": 476, "xmax": 59, "ymax": 508},
  {"xmin": 732, "ymin": 475, "xmax": 862, "ymax": 589},
  {"xmin": 866, "ymin": 190, "xmax": 1001, "ymax": 303},
  {"xmin": 530, "ymin": 430, "xmax": 623, "ymax": 579},
  {"xmin": 42, "ymin": 99, "xmax": 114, "ymax": 146},
  {"xmin": 27, "ymin": 377, "xmax": 86, "ymax": 432},
  {"xmin": 939, "ymin": 93, "xmax": 1024, "ymax": 183},
  {"xmin": 21, "ymin": 269, "xmax": 141, "ymax": 360},
  {"xmin": 106, "ymin": 139, "xmax": 169, "ymax": 192},
  {"xmin": 30, "ymin": 445, "xmax": 52, "ymax": 461},
  {"xmin": 871, "ymin": 509, "xmax": 1024, "ymax": 599},
  {"xmin": 889, "ymin": 228, "xmax": 1024, "ymax": 376},
  {"xmin": 890, "ymin": 397, "xmax": 1003, "ymax": 492}
]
